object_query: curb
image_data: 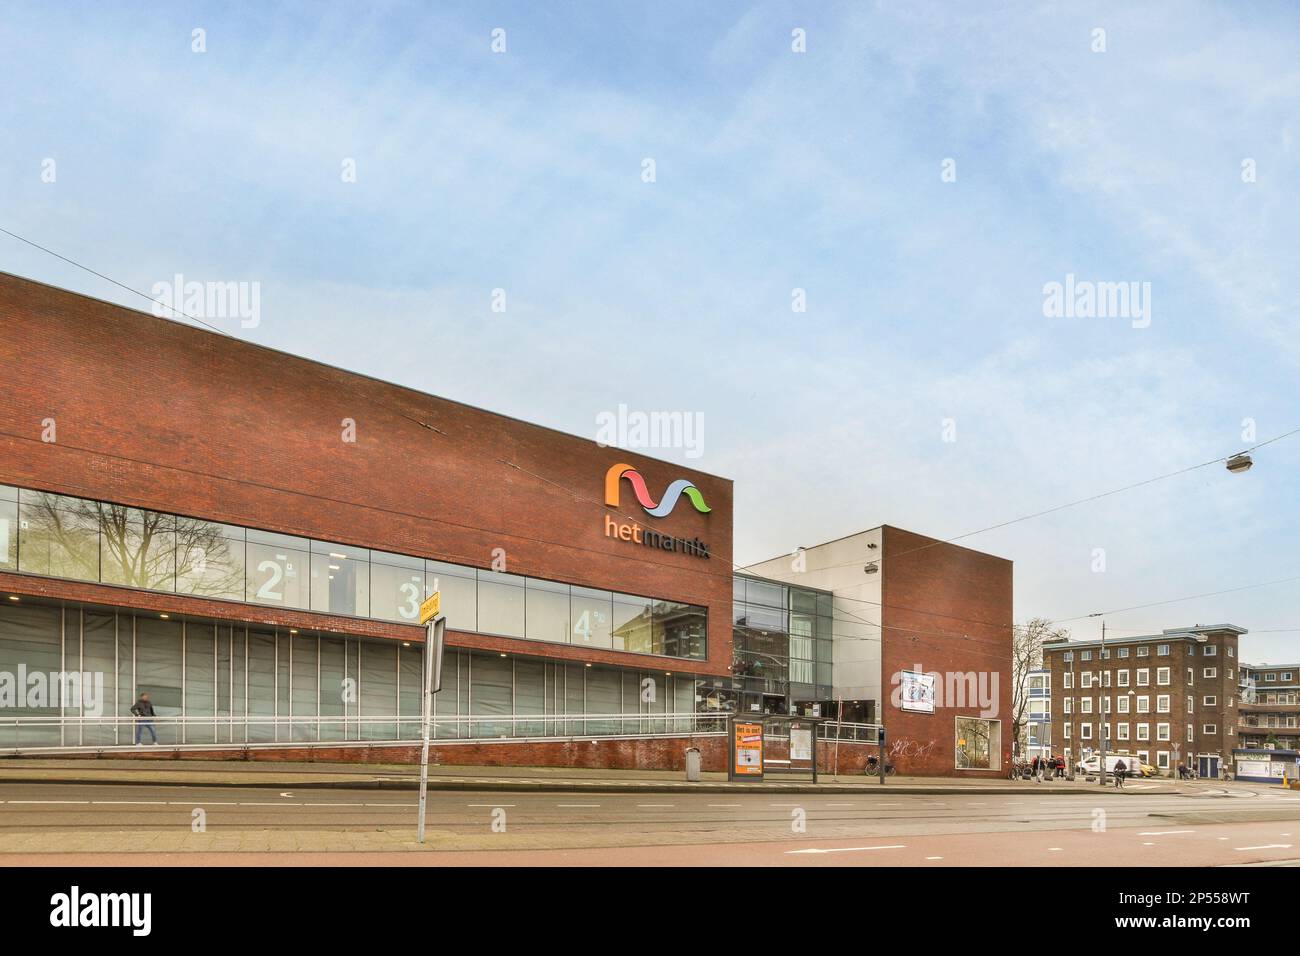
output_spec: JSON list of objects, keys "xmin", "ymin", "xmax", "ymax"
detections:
[{"xmin": 0, "ymin": 774, "xmax": 1135, "ymax": 795}]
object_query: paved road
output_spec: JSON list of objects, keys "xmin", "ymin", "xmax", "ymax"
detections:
[{"xmin": 2, "ymin": 780, "xmax": 1299, "ymax": 865}]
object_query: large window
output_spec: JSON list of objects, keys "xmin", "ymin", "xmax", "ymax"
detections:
[
  {"xmin": 2, "ymin": 485, "xmax": 707, "ymax": 661},
  {"xmin": 955, "ymin": 717, "xmax": 1001, "ymax": 771}
]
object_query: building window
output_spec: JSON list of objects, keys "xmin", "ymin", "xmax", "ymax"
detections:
[
  {"xmin": 1137, "ymin": 669, "xmax": 1150, "ymax": 687},
  {"xmin": 1118, "ymin": 696, "xmax": 1130, "ymax": 714},
  {"xmin": 1082, "ymin": 672, "xmax": 1093, "ymax": 689},
  {"xmin": 1187, "ymin": 667, "xmax": 1193, "ymax": 685},
  {"xmin": 1203, "ymin": 696, "xmax": 1216, "ymax": 706},
  {"xmin": 1137, "ymin": 646, "xmax": 1149, "ymax": 657},
  {"xmin": 1118, "ymin": 647, "xmax": 1130, "ymax": 659},
  {"xmin": 1157, "ymin": 667, "xmax": 1170, "ymax": 686},
  {"xmin": 1063, "ymin": 651, "xmax": 1073, "ymax": 663},
  {"xmin": 1081, "ymin": 697, "xmax": 1093, "ymax": 714},
  {"xmin": 1157, "ymin": 723, "xmax": 1170, "ymax": 741},
  {"xmin": 1187, "ymin": 724, "xmax": 1194, "ymax": 742},
  {"xmin": 1136, "ymin": 723, "xmax": 1150, "ymax": 741},
  {"xmin": 1157, "ymin": 751, "xmax": 1170, "ymax": 769},
  {"xmin": 1117, "ymin": 723, "xmax": 1130, "ymax": 741},
  {"xmin": 1064, "ymin": 698, "xmax": 1073, "ymax": 714},
  {"xmin": 1227, "ymin": 647, "xmax": 1235, "ymax": 658},
  {"xmin": 1118, "ymin": 669, "xmax": 1130, "ymax": 687},
  {"xmin": 1157, "ymin": 644, "xmax": 1170, "ymax": 656},
  {"xmin": 1157, "ymin": 695, "xmax": 1170, "ymax": 713},
  {"xmin": 1204, "ymin": 668, "xmax": 1217, "ymax": 679},
  {"xmin": 1203, "ymin": 724, "xmax": 1217, "ymax": 735},
  {"xmin": 1080, "ymin": 723, "xmax": 1092, "ymax": 740},
  {"xmin": 1064, "ymin": 722, "xmax": 1072, "ymax": 740},
  {"xmin": 1063, "ymin": 672, "xmax": 1074, "ymax": 689},
  {"xmin": 1081, "ymin": 650, "xmax": 1092, "ymax": 661},
  {"xmin": 1204, "ymin": 645, "xmax": 1217, "ymax": 656},
  {"xmin": 1137, "ymin": 695, "xmax": 1150, "ymax": 713},
  {"xmin": 1266, "ymin": 673, "xmax": 1276, "ymax": 682},
  {"xmin": 954, "ymin": 717, "xmax": 1001, "ymax": 771}
]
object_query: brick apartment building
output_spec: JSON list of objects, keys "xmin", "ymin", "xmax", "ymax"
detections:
[{"xmin": 1044, "ymin": 624, "xmax": 1245, "ymax": 778}]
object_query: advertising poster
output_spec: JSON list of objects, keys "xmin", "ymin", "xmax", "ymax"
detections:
[
  {"xmin": 900, "ymin": 670, "xmax": 937, "ymax": 713},
  {"xmin": 733, "ymin": 721, "xmax": 764, "ymax": 776}
]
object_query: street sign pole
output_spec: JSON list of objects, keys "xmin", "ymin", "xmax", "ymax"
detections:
[{"xmin": 416, "ymin": 592, "xmax": 443, "ymax": 845}]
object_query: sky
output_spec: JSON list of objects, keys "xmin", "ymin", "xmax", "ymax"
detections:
[{"xmin": 2, "ymin": 1, "xmax": 1299, "ymax": 661}]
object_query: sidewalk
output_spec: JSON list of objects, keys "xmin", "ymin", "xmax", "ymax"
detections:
[{"xmin": 0, "ymin": 757, "xmax": 1160, "ymax": 794}]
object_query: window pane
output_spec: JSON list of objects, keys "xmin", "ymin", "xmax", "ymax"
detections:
[
  {"xmin": 79, "ymin": 610, "xmax": 117, "ymax": 745},
  {"xmin": 426, "ymin": 562, "xmax": 477, "ymax": 632},
  {"xmin": 135, "ymin": 617, "xmax": 183, "ymax": 744},
  {"xmin": 570, "ymin": 586, "xmax": 613, "ymax": 649},
  {"xmin": 371, "ymin": 552, "xmax": 425, "ymax": 623},
  {"xmin": 525, "ymin": 578, "xmax": 569, "ymax": 643},
  {"xmin": 398, "ymin": 643, "xmax": 422, "ymax": 740},
  {"xmin": 0, "ymin": 601, "xmax": 63, "ymax": 745},
  {"xmin": 0, "ymin": 496, "xmax": 17, "ymax": 569},
  {"xmin": 477, "ymin": 570, "xmax": 525, "ymax": 638},
  {"xmin": 514, "ymin": 659, "xmax": 546, "ymax": 737},
  {"xmin": 96, "ymin": 505, "xmax": 177, "ymax": 591},
  {"xmin": 653, "ymin": 600, "xmax": 707, "ymax": 660},
  {"xmin": 18, "ymin": 491, "xmax": 99, "ymax": 581},
  {"xmin": 184, "ymin": 622, "xmax": 216, "ymax": 743},
  {"xmin": 612, "ymin": 593, "xmax": 653, "ymax": 654},
  {"xmin": 470, "ymin": 653, "xmax": 512, "ymax": 737},
  {"xmin": 291, "ymin": 634, "xmax": 318, "ymax": 741},
  {"xmin": 585, "ymin": 666, "xmax": 621, "ymax": 733},
  {"xmin": 177, "ymin": 521, "xmax": 246, "ymax": 600},
  {"xmin": 246, "ymin": 629, "xmax": 276, "ymax": 742},
  {"xmin": 246, "ymin": 530, "xmax": 309, "ymax": 610},
  {"xmin": 309, "ymin": 541, "xmax": 370, "ymax": 617},
  {"xmin": 319, "ymin": 635, "xmax": 347, "ymax": 739},
  {"xmin": 360, "ymin": 641, "xmax": 397, "ymax": 740}
]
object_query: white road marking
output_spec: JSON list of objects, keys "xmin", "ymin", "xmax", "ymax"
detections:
[
  {"xmin": 467, "ymin": 804, "xmax": 515, "ymax": 808},
  {"xmin": 1048, "ymin": 847, "xmax": 1063, "ymax": 851},
  {"xmin": 925, "ymin": 856, "xmax": 943, "ymax": 860},
  {"xmin": 7, "ymin": 800, "xmax": 90, "ymax": 804},
  {"xmin": 786, "ymin": 844, "xmax": 906, "ymax": 855},
  {"xmin": 556, "ymin": 803, "xmax": 601, "ymax": 808},
  {"xmin": 707, "ymin": 804, "xmax": 741, "ymax": 808},
  {"xmin": 1235, "ymin": 844, "xmax": 1293, "ymax": 851},
  {"xmin": 637, "ymin": 804, "xmax": 674, "ymax": 808},
  {"xmin": 238, "ymin": 802, "xmax": 300, "ymax": 806},
  {"xmin": 306, "ymin": 802, "xmax": 365, "ymax": 806},
  {"xmin": 825, "ymin": 803, "xmax": 856, "ymax": 807},
  {"xmin": 1138, "ymin": 830, "xmax": 1195, "ymax": 836},
  {"xmin": 90, "ymin": 801, "xmax": 168, "ymax": 805}
]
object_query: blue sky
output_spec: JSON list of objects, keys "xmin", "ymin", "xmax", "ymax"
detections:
[{"xmin": 2, "ymin": 1, "xmax": 1299, "ymax": 659}]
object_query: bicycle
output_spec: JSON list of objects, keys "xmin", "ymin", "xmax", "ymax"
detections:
[{"xmin": 865, "ymin": 757, "xmax": 897, "ymax": 777}]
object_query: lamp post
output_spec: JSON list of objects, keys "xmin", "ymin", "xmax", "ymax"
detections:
[{"xmin": 1091, "ymin": 615, "xmax": 1108, "ymax": 787}]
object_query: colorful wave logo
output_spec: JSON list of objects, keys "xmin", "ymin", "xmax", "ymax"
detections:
[{"xmin": 605, "ymin": 462, "xmax": 710, "ymax": 518}]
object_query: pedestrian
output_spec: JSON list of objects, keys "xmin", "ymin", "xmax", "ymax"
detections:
[
  {"xmin": 1056, "ymin": 756, "xmax": 1065, "ymax": 778},
  {"xmin": 130, "ymin": 692, "xmax": 156, "ymax": 745},
  {"xmin": 1035, "ymin": 756, "xmax": 1044, "ymax": 783},
  {"xmin": 1113, "ymin": 758, "xmax": 1127, "ymax": 788}
]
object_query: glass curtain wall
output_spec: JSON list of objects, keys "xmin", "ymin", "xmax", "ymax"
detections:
[
  {"xmin": 729, "ymin": 575, "xmax": 834, "ymax": 717},
  {"xmin": 0, "ymin": 484, "xmax": 706, "ymax": 661}
]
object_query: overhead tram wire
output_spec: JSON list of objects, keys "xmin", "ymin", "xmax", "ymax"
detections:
[{"xmin": 7, "ymin": 228, "xmax": 1298, "ymax": 643}]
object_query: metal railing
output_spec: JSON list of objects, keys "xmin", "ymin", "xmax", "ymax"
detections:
[
  {"xmin": 0, "ymin": 713, "xmax": 884, "ymax": 754},
  {"xmin": 0, "ymin": 712, "xmax": 728, "ymax": 753}
]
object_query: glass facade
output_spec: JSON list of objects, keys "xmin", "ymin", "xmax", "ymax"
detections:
[
  {"xmin": 691, "ymin": 574, "xmax": 834, "ymax": 718},
  {"xmin": 0, "ymin": 598, "xmax": 710, "ymax": 747},
  {"xmin": 0, "ymin": 484, "xmax": 705, "ymax": 661}
]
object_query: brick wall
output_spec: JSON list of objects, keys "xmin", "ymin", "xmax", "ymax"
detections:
[
  {"xmin": 0, "ymin": 273, "xmax": 734, "ymax": 676},
  {"xmin": 880, "ymin": 526, "xmax": 1013, "ymax": 777}
]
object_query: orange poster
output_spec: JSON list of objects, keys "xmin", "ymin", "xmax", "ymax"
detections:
[{"xmin": 733, "ymin": 721, "xmax": 764, "ymax": 776}]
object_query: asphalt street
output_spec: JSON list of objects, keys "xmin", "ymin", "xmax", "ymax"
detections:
[{"xmin": 2, "ymin": 779, "xmax": 1300, "ymax": 865}]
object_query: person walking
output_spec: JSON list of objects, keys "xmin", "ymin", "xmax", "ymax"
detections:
[
  {"xmin": 130, "ymin": 692, "xmax": 156, "ymax": 745},
  {"xmin": 1113, "ymin": 758, "xmax": 1127, "ymax": 788}
]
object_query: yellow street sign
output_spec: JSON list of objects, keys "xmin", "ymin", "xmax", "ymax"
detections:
[{"xmin": 419, "ymin": 591, "xmax": 441, "ymax": 624}]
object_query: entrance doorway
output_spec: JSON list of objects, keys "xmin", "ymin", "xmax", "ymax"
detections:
[{"xmin": 1198, "ymin": 754, "xmax": 1219, "ymax": 778}]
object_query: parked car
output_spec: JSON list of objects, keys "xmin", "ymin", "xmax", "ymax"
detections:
[{"xmin": 1075, "ymin": 754, "xmax": 1146, "ymax": 777}]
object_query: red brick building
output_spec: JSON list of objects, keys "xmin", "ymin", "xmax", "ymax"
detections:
[
  {"xmin": 1043, "ymin": 625, "xmax": 1245, "ymax": 778},
  {"xmin": 0, "ymin": 272, "xmax": 1011, "ymax": 776}
]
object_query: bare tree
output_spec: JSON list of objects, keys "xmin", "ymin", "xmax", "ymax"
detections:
[{"xmin": 1011, "ymin": 617, "xmax": 1069, "ymax": 758}]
